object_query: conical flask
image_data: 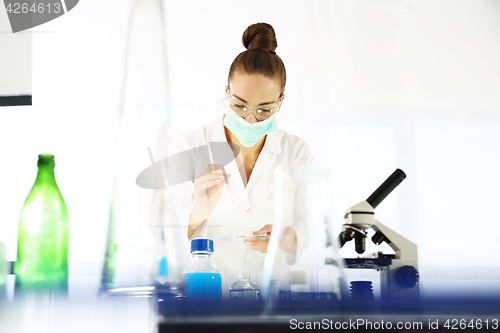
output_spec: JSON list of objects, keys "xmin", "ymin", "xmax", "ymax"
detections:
[
  {"xmin": 14, "ymin": 154, "xmax": 69, "ymax": 293},
  {"xmin": 229, "ymin": 266, "xmax": 260, "ymax": 301}
]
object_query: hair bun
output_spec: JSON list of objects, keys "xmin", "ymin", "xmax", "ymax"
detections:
[{"xmin": 242, "ymin": 23, "xmax": 278, "ymax": 53}]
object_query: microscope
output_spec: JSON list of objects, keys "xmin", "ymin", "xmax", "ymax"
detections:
[{"xmin": 337, "ymin": 169, "xmax": 419, "ymax": 304}]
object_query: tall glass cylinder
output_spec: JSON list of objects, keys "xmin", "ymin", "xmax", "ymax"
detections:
[{"xmin": 262, "ymin": 163, "xmax": 347, "ymax": 314}]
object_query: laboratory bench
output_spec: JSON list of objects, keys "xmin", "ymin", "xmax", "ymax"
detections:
[
  {"xmin": 1, "ymin": 281, "xmax": 499, "ymax": 333},
  {"xmin": 151, "ymin": 286, "xmax": 500, "ymax": 333}
]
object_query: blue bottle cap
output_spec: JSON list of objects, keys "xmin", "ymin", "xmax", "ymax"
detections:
[{"xmin": 190, "ymin": 239, "xmax": 214, "ymax": 253}]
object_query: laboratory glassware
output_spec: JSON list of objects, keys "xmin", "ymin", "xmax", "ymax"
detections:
[
  {"xmin": 155, "ymin": 230, "xmax": 168, "ymax": 285},
  {"xmin": 261, "ymin": 164, "xmax": 347, "ymax": 312},
  {"xmin": 229, "ymin": 266, "xmax": 260, "ymax": 301},
  {"xmin": 184, "ymin": 239, "xmax": 221, "ymax": 300},
  {"xmin": 14, "ymin": 154, "xmax": 69, "ymax": 293}
]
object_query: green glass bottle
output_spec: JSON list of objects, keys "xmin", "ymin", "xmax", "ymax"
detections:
[
  {"xmin": 0, "ymin": 239, "xmax": 6, "ymax": 300},
  {"xmin": 14, "ymin": 154, "xmax": 69, "ymax": 293}
]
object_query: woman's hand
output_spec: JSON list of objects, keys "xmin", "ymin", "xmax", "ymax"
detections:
[
  {"xmin": 244, "ymin": 224, "xmax": 272, "ymax": 253},
  {"xmin": 189, "ymin": 164, "xmax": 230, "ymax": 227},
  {"xmin": 244, "ymin": 225, "xmax": 297, "ymax": 254},
  {"xmin": 279, "ymin": 226, "xmax": 297, "ymax": 252}
]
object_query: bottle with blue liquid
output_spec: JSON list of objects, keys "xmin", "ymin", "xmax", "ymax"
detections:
[
  {"xmin": 184, "ymin": 239, "xmax": 221, "ymax": 300},
  {"xmin": 155, "ymin": 230, "xmax": 168, "ymax": 285}
]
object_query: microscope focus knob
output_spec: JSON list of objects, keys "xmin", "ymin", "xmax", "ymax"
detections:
[{"xmin": 395, "ymin": 265, "xmax": 419, "ymax": 289}]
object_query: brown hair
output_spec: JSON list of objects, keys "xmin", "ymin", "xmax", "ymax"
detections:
[{"xmin": 228, "ymin": 23, "xmax": 287, "ymax": 94}]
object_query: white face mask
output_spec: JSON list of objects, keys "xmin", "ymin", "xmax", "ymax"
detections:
[{"xmin": 223, "ymin": 107, "xmax": 277, "ymax": 147}]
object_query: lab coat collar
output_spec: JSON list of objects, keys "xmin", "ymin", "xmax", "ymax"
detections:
[
  {"xmin": 207, "ymin": 115, "xmax": 228, "ymax": 151},
  {"xmin": 208, "ymin": 115, "xmax": 283, "ymax": 155},
  {"xmin": 264, "ymin": 130, "xmax": 282, "ymax": 155}
]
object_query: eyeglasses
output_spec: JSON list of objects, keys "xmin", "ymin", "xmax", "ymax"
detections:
[{"xmin": 223, "ymin": 93, "xmax": 283, "ymax": 121}]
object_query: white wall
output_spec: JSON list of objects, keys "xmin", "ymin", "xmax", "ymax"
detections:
[
  {"xmin": 0, "ymin": 0, "xmax": 499, "ymax": 299},
  {"xmin": 0, "ymin": 5, "xmax": 31, "ymax": 96}
]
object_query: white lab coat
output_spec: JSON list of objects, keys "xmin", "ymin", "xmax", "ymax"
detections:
[{"xmin": 170, "ymin": 115, "xmax": 313, "ymax": 298}]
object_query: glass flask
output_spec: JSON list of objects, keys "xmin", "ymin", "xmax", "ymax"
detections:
[
  {"xmin": 229, "ymin": 266, "xmax": 260, "ymax": 301},
  {"xmin": 14, "ymin": 154, "xmax": 69, "ymax": 293},
  {"xmin": 184, "ymin": 239, "xmax": 221, "ymax": 300}
]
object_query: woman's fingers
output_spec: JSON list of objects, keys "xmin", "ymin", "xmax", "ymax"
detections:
[
  {"xmin": 194, "ymin": 179, "xmax": 223, "ymax": 195},
  {"xmin": 244, "ymin": 239, "xmax": 269, "ymax": 254},
  {"xmin": 253, "ymin": 224, "xmax": 273, "ymax": 235},
  {"xmin": 245, "ymin": 225, "xmax": 273, "ymax": 253},
  {"xmin": 195, "ymin": 169, "xmax": 223, "ymax": 183},
  {"xmin": 194, "ymin": 173, "xmax": 231, "ymax": 193},
  {"xmin": 245, "ymin": 226, "xmax": 297, "ymax": 254},
  {"xmin": 195, "ymin": 170, "xmax": 231, "ymax": 184},
  {"xmin": 279, "ymin": 227, "xmax": 297, "ymax": 252},
  {"xmin": 194, "ymin": 173, "xmax": 224, "ymax": 185},
  {"xmin": 191, "ymin": 164, "xmax": 232, "ymax": 218}
]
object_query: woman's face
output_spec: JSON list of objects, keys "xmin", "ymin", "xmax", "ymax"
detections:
[{"xmin": 227, "ymin": 71, "xmax": 283, "ymax": 124}]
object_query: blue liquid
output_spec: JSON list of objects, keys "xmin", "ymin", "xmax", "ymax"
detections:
[
  {"xmin": 156, "ymin": 257, "xmax": 168, "ymax": 284},
  {"xmin": 185, "ymin": 272, "xmax": 222, "ymax": 300}
]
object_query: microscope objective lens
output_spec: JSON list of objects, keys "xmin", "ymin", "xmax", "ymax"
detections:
[{"xmin": 355, "ymin": 234, "xmax": 366, "ymax": 254}]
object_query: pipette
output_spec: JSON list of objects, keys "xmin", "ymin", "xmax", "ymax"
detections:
[{"xmin": 205, "ymin": 128, "xmax": 229, "ymax": 185}]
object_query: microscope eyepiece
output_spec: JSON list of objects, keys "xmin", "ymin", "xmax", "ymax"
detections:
[{"xmin": 366, "ymin": 169, "xmax": 406, "ymax": 209}]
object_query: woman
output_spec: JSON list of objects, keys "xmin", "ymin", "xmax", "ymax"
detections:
[{"xmin": 172, "ymin": 23, "xmax": 313, "ymax": 297}]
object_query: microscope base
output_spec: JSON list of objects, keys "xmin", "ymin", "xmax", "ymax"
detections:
[{"xmin": 343, "ymin": 255, "xmax": 419, "ymax": 306}]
